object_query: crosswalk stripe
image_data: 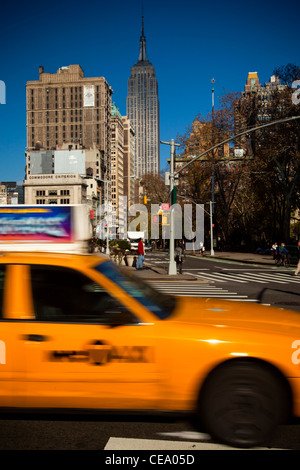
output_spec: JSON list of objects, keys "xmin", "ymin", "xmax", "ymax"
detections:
[
  {"xmin": 186, "ymin": 272, "xmax": 225, "ymax": 282},
  {"xmin": 189, "ymin": 271, "xmax": 300, "ymax": 284},
  {"xmin": 148, "ymin": 282, "xmax": 257, "ymax": 301},
  {"xmin": 193, "ymin": 272, "xmax": 246, "ymax": 283},
  {"xmin": 243, "ymin": 272, "xmax": 299, "ymax": 284},
  {"xmin": 219, "ymin": 273, "xmax": 269, "ymax": 284},
  {"xmin": 104, "ymin": 437, "xmax": 281, "ymax": 450},
  {"xmin": 243, "ymin": 272, "xmax": 287, "ymax": 284},
  {"xmin": 272, "ymin": 273, "xmax": 300, "ymax": 284}
]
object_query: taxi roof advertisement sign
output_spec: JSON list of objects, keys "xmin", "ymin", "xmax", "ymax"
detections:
[{"xmin": 0, "ymin": 206, "xmax": 73, "ymax": 243}]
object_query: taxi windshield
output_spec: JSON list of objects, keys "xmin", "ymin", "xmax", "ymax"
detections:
[{"xmin": 94, "ymin": 261, "xmax": 177, "ymax": 319}]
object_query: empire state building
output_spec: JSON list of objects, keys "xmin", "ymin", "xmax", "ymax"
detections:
[{"xmin": 127, "ymin": 17, "xmax": 160, "ymax": 177}]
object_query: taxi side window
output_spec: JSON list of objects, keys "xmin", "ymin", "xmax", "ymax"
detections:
[
  {"xmin": 30, "ymin": 265, "xmax": 138, "ymax": 325},
  {"xmin": 0, "ymin": 266, "xmax": 4, "ymax": 318}
]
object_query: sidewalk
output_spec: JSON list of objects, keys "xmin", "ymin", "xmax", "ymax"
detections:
[
  {"xmin": 121, "ymin": 251, "xmax": 277, "ymax": 281},
  {"xmin": 194, "ymin": 251, "xmax": 275, "ymax": 265},
  {"xmin": 122, "ymin": 262, "xmax": 197, "ymax": 281}
]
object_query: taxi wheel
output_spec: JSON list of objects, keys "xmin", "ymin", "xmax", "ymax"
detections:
[{"xmin": 198, "ymin": 360, "xmax": 290, "ymax": 448}]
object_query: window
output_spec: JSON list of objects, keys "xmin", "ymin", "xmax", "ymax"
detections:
[
  {"xmin": 94, "ymin": 261, "xmax": 176, "ymax": 319},
  {"xmin": 30, "ymin": 265, "xmax": 137, "ymax": 325}
]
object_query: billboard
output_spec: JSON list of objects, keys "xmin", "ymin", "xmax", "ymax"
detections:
[
  {"xmin": 0, "ymin": 206, "xmax": 73, "ymax": 243},
  {"xmin": 30, "ymin": 151, "xmax": 53, "ymax": 174},
  {"xmin": 54, "ymin": 150, "xmax": 85, "ymax": 175}
]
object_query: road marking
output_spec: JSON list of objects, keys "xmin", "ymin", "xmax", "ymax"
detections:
[
  {"xmin": 104, "ymin": 437, "xmax": 283, "ymax": 450},
  {"xmin": 190, "ymin": 271, "xmax": 300, "ymax": 285},
  {"xmin": 179, "ymin": 268, "xmax": 211, "ymax": 270},
  {"xmin": 243, "ymin": 272, "xmax": 287, "ymax": 284},
  {"xmin": 193, "ymin": 272, "xmax": 247, "ymax": 283},
  {"xmin": 158, "ymin": 431, "xmax": 211, "ymax": 441},
  {"xmin": 148, "ymin": 281, "xmax": 257, "ymax": 301},
  {"xmin": 272, "ymin": 273, "xmax": 300, "ymax": 284}
]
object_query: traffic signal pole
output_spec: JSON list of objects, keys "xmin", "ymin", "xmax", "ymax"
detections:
[{"xmin": 161, "ymin": 139, "xmax": 180, "ymax": 275}]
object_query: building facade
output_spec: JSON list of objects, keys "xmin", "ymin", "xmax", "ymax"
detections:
[
  {"xmin": 26, "ymin": 65, "xmax": 112, "ymax": 155},
  {"xmin": 25, "ymin": 65, "xmax": 113, "ymax": 209},
  {"xmin": 122, "ymin": 116, "xmax": 136, "ymax": 205},
  {"xmin": 235, "ymin": 72, "xmax": 287, "ymax": 153},
  {"xmin": 111, "ymin": 103, "xmax": 124, "ymax": 219},
  {"xmin": 24, "ymin": 142, "xmax": 102, "ymax": 228},
  {"xmin": 0, "ymin": 182, "xmax": 24, "ymax": 204},
  {"xmin": 23, "ymin": 173, "xmax": 88, "ymax": 205},
  {"xmin": 127, "ymin": 17, "xmax": 160, "ymax": 177}
]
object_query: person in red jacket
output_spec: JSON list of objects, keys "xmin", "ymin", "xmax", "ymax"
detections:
[{"xmin": 136, "ymin": 238, "xmax": 144, "ymax": 269}]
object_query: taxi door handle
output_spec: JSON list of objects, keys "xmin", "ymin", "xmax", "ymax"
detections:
[{"xmin": 25, "ymin": 334, "xmax": 48, "ymax": 342}]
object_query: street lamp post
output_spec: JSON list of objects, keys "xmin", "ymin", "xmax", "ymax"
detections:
[
  {"xmin": 211, "ymin": 78, "xmax": 215, "ymax": 256},
  {"xmin": 161, "ymin": 139, "xmax": 180, "ymax": 275},
  {"xmin": 210, "ymin": 200, "xmax": 214, "ymax": 256}
]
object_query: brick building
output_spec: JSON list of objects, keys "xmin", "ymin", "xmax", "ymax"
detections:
[{"xmin": 25, "ymin": 65, "xmax": 114, "ymax": 227}]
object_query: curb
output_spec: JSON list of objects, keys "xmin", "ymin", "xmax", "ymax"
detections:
[{"xmin": 122, "ymin": 263, "xmax": 202, "ymax": 281}]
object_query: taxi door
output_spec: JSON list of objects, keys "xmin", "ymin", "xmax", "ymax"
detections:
[
  {"xmin": 20, "ymin": 263, "xmax": 161, "ymax": 411},
  {"xmin": 0, "ymin": 264, "xmax": 37, "ymax": 407},
  {"xmin": 0, "ymin": 264, "xmax": 14, "ymax": 406}
]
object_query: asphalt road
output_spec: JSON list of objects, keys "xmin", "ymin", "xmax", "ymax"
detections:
[
  {"xmin": 145, "ymin": 251, "xmax": 300, "ymax": 312},
  {"xmin": 1, "ymin": 412, "xmax": 300, "ymax": 450}
]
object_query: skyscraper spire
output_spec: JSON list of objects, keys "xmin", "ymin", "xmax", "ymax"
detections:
[
  {"xmin": 138, "ymin": 13, "xmax": 148, "ymax": 63},
  {"xmin": 128, "ymin": 12, "xmax": 160, "ymax": 176}
]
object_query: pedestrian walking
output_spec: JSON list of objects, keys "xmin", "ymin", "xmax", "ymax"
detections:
[
  {"xmin": 271, "ymin": 242, "xmax": 278, "ymax": 259},
  {"xmin": 175, "ymin": 241, "xmax": 184, "ymax": 274},
  {"xmin": 136, "ymin": 238, "xmax": 145, "ymax": 270},
  {"xmin": 294, "ymin": 241, "xmax": 300, "ymax": 276}
]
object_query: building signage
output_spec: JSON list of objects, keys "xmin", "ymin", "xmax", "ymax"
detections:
[{"xmin": 83, "ymin": 85, "xmax": 95, "ymax": 107}]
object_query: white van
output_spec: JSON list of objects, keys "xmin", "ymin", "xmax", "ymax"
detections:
[{"xmin": 127, "ymin": 231, "xmax": 152, "ymax": 252}]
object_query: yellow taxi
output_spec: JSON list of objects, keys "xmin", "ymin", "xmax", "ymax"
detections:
[{"xmin": 1, "ymin": 250, "xmax": 300, "ymax": 448}]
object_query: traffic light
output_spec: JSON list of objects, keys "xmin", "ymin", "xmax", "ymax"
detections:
[
  {"xmin": 162, "ymin": 214, "xmax": 169, "ymax": 225},
  {"xmin": 171, "ymin": 187, "xmax": 177, "ymax": 205},
  {"xmin": 144, "ymin": 195, "xmax": 147, "ymax": 204}
]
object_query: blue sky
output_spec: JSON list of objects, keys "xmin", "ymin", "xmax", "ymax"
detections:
[{"xmin": 0, "ymin": 0, "xmax": 298, "ymax": 182}]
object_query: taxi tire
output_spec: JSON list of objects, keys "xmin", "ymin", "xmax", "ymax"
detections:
[{"xmin": 198, "ymin": 359, "xmax": 290, "ymax": 448}]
